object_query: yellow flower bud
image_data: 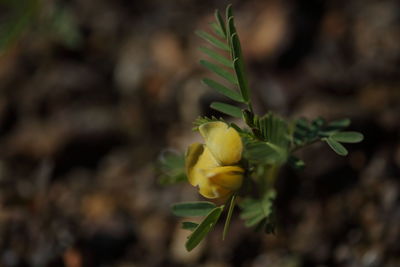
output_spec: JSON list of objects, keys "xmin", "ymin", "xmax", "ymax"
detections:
[
  {"xmin": 185, "ymin": 121, "xmax": 244, "ymax": 199},
  {"xmin": 199, "ymin": 121, "xmax": 243, "ymax": 165}
]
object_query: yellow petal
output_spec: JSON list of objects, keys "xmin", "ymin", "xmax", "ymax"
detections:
[
  {"xmin": 185, "ymin": 141, "xmax": 243, "ymax": 200},
  {"xmin": 185, "ymin": 143, "xmax": 219, "ymax": 187},
  {"xmin": 206, "ymin": 166, "xmax": 244, "ymax": 191},
  {"xmin": 198, "ymin": 166, "xmax": 243, "ymax": 199},
  {"xmin": 199, "ymin": 183, "xmax": 231, "ymax": 199},
  {"xmin": 185, "ymin": 143, "xmax": 203, "ymax": 185},
  {"xmin": 199, "ymin": 121, "xmax": 243, "ymax": 165}
]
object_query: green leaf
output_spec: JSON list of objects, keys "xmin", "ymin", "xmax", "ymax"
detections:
[
  {"xmin": 311, "ymin": 117, "xmax": 325, "ymax": 128},
  {"xmin": 210, "ymin": 22, "xmax": 225, "ymax": 38},
  {"xmin": 202, "ymin": 78, "xmax": 243, "ymax": 102},
  {"xmin": 198, "ymin": 47, "xmax": 232, "ymax": 68},
  {"xmin": 242, "ymin": 109, "xmax": 254, "ymax": 126},
  {"xmin": 293, "ymin": 117, "xmax": 321, "ymax": 146},
  {"xmin": 331, "ymin": 131, "xmax": 364, "ymax": 143},
  {"xmin": 225, "ymin": 5, "xmax": 234, "ymax": 35},
  {"xmin": 214, "ymin": 10, "xmax": 226, "ymax": 37},
  {"xmin": 244, "ymin": 141, "xmax": 283, "ymax": 164},
  {"xmin": 321, "ymin": 118, "xmax": 351, "ymax": 135},
  {"xmin": 227, "ymin": 16, "xmax": 236, "ymax": 37},
  {"xmin": 324, "ymin": 137, "xmax": 348, "ymax": 156},
  {"xmin": 328, "ymin": 118, "xmax": 351, "ymax": 128},
  {"xmin": 182, "ymin": 222, "xmax": 199, "ymax": 231},
  {"xmin": 158, "ymin": 173, "xmax": 186, "ymax": 185},
  {"xmin": 240, "ymin": 206, "xmax": 262, "ymax": 220},
  {"xmin": 296, "ymin": 118, "xmax": 309, "ymax": 129},
  {"xmin": 233, "ymin": 56, "xmax": 250, "ymax": 103},
  {"xmin": 185, "ymin": 206, "xmax": 224, "ymax": 251},
  {"xmin": 172, "ymin": 201, "xmax": 217, "ymax": 217},
  {"xmin": 210, "ymin": 102, "xmax": 242, "ymax": 118},
  {"xmin": 227, "ymin": 15, "xmax": 251, "ymax": 106},
  {"xmin": 200, "ymin": 60, "xmax": 237, "ymax": 84},
  {"xmin": 244, "ymin": 212, "xmax": 266, "ymax": 227},
  {"xmin": 223, "ymin": 194, "xmax": 236, "ymax": 240},
  {"xmin": 196, "ymin": 30, "xmax": 230, "ymax": 51},
  {"xmin": 158, "ymin": 151, "xmax": 187, "ymax": 185},
  {"xmin": 239, "ymin": 191, "xmax": 275, "ymax": 229},
  {"xmin": 256, "ymin": 113, "xmax": 290, "ymax": 154},
  {"xmin": 227, "ymin": 16, "xmax": 236, "ymax": 59}
]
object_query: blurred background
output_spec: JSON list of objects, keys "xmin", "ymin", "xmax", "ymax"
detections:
[{"xmin": 0, "ymin": 0, "xmax": 399, "ymax": 266}]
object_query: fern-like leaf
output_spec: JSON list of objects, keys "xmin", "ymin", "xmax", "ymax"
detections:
[
  {"xmin": 197, "ymin": 5, "xmax": 251, "ymax": 117},
  {"xmin": 196, "ymin": 30, "xmax": 230, "ymax": 51}
]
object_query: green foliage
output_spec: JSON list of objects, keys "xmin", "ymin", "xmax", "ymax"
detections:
[
  {"xmin": 243, "ymin": 112, "xmax": 290, "ymax": 165},
  {"xmin": 244, "ymin": 140, "xmax": 284, "ymax": 165},
  {"xmin": 210, "ymin": 22, "xmax": 225, "ymax": 38},
  {"xmin": 258, "ymin": 113, "xmax": 290, "ymax": 147},
  {"xmin": 185, "ymin": 206, "xmax": 224, "ymax": 251},
  {"xmin": 202, "ymin": 78, "xmax": 244, "ymax": 102},
  {"xmin": 229, "ymin": 32, "xmax": 250, "ymax": 102},
  {"xmin": 292, "ymin": 117, "xmax": 363, "ymax": 156},
  {"xmin": 197, "ymin": 5, "xmax": 251, "ymax": 116},
  {"xmin": 214, "ymin": 10, "xmax": 226, "ymax": 37},
  {"xmin": 200, "ymin": 60, "xmax": 237, "ymax": 84},
  {"xmin": 172, "ymin": 201, "xmax": 217, "ymax": 217},
  {"xmin": 330, "ymin": 131, "xmax": 364, "ymax": 143},
  {"xmin": 223, "ymin": 194, "xmax": 236, "ymax": 240},
  {"xmin": 293, "ymin": 117, "xmax": 325, "ymax": 147},
  {"xmin": 239, "ymin": 190, "xmax": 276, "ymax": 231},
  {"xmin": 210, "ymin": 102, "xmax": 242, "ymax": 118},
  {"xmin": 158, "ymin": 151, "xmax": 186, "ymax": 185},
  {"xmin": 182, "ymin": 222, "xmax": 199, "ymax": 231},
  {"xmin": 162, "ymin": 4, "xmax": 364, "ymax": 252},
  {"xmin": 196, "ymin": 30, "xmax": 230, "ymax": 51},
  {"xmin": 324, "ymin": 137, "xmax": 348, "ymax": 156},
  {"xmin": 199, "ymin": 47, "xmax": 232, "ymax": 68},
  {"xmin": 325, "ymin": 118, "xmax": 351, "ymax": 131}
]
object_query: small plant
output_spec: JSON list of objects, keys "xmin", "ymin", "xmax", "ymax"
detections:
[{"xmin": 159, "ymin": 4, "xmax": 363, "ymax": 252}]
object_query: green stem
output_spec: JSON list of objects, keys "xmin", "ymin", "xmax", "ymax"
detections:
[
  {"xmin": 222, "ymin": 194, "xmax": 236, "ymax": 240},
  {"xmin": 291, "ymin": 138, "xmax": 319, "ymax": 153}
]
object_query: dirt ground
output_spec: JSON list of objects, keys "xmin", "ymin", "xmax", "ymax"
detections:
[{"xmin": 0, "ymin": 0, "xmax": 399, "ymax": 266}]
